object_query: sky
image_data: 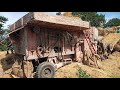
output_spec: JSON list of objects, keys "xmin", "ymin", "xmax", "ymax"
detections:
[
  {"xmin": 98, "ymin": 12, "xmax": 120, "ymax": 22},
  {"xmin": 0, "ymin": 12, "xmax": 120, "ymax": 29}
]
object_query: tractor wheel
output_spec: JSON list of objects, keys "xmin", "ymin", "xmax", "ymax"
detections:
[{"xmin": 36, "ymin": 62, "xmax": 55, "ymax": 78}]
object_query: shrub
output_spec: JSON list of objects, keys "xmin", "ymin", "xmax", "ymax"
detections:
[{"xmin": 77, "ymin": 68, "xmax": 91, "ymax": 78}]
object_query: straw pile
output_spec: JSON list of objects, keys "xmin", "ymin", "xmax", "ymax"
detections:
[
  {"xmin": 0, "ymin": 51, "xmax": 7, "ymax": 60},
  {"xmin": 63, "ymin": 12, "xmax": 73, "ymax": 17},
  {"xmin": 55, "ymin": 53, "xmax": 120, "ymax": 78},
  {"xmin": 98, "ymin": 27, "xmax": 116, "ymax": 36},
  {"xmin": 102, "ymin": 33, "xmax": 120, "ymax": 46},
  {"xmin": 55, "ymin": 62, "xmax": 108, "ymax": 78},
  {"xmin": 55, "ymin": 63, "xmax": 79, "ymax": 78},
  {"xmin": 0, "ymin": 51, "xmax": 14, "ymax": 78},
  {"xmin": 63, "ymin": 12, "xmax": 81, "ymax": 20},
  {"xmin": 102, "ymin": 52, "xmax": 120, "ymax": 77},
  {"xmin": 55, "ymin": 62, "xmax": 109, "ymax": 78}
]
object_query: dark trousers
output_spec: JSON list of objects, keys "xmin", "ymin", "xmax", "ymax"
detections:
[{"xmin": 7, "ymin": 46, "xmax": 14, "ymax": 54}]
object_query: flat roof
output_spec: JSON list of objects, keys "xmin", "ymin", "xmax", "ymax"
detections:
[{"xmin": 10, "ymin": 12, "xmax": 90, "ymax": 33}]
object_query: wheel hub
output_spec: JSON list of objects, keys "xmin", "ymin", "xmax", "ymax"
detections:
[{"xmin": 42, "ymin": 68, "xmax": 52, "ymax": 77}]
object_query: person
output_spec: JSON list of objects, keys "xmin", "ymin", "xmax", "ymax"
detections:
[
  {"xmin": 36, "ymin": 45, "xmax": 44, "ymax": 57},
  {"xmin": 75, "ymin": 42, "xmax": 83, "ymax": 63},
  {"xmin": 6, "ymin": 37, "xmax": 14, "ymax": 54}
]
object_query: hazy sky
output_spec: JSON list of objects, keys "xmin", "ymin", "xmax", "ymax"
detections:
[{"xmin": 0, "ymin": 12, "xmax": 120, "ymax": 29}]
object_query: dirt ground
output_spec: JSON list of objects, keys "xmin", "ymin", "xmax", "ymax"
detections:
[{"xmin": 0, "ymin": 51, "xmax": 120, "ymax": 78}]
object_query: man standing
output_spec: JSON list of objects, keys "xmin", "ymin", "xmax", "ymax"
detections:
[
  {"xmin": 6, "ymin": 37, "xmax": 14, "ymax": 54},
  {"xmin": 75, "ymin": 42, "xmax": 83, "ymax": 63}
]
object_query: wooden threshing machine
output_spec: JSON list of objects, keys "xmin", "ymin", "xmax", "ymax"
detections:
[{"xmin": 9, "ymin": 12, "xmax": 98, "ymax": 78}]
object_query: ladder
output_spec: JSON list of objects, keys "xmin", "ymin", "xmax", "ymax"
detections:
[
  {"xmin": 83, "ymin": 30, "xmax": 101, "ymax": 69},
  {"xmin": 83, "ymin": 30, "xmax": 96, "ymax": 55}
]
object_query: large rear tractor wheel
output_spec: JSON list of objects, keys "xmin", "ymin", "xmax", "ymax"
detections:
[{"xmin": 36, "ymin": 62, "xmax": 55, "ymax": 78}]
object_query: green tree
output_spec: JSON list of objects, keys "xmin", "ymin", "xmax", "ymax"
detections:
[
  {"xmin": 72, "ymin": 12, "xmax": 106, "ymax": 27},
  {"xmin": 0, "ymin": 16, "xmax": 8, "ymax": 40},
  {"xmin": 0, "ymin": 16, "xmax": 8, "ymax": 51},
  {"xmin": 0, "ymin": 16, "xmax": 8, "ymax": 29},
  {"xmin": 104, "ymin": 18, "xmax": 120, "ymax": 28}
]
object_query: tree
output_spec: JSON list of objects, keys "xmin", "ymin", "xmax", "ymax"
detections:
[
  {"xmin": 0, "ymin": 16, "xmax": 8, "ymax": 51},
  {"xmin": 0, "ymin": 16, "xmax": 8, "ymax": 40},
  {"xmin": 72, "ymin": 12, "xmax": 106, "ymax": 27},
  {"xmin": 0, "ymin": 16, "xmax": 8, "ymax": 29},
  {"xmin": 104, "ymin": 18, "xmax": 120, "ymax": 28}
]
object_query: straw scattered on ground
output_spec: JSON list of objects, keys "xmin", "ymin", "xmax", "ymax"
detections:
[
  {"xmin": 55, "ymin": 52, "xmax": 120, "ymax": 78},
  {"xmin": 55, "ymin": 62, "xmax": 109, "ymax": 78},
  {"xmin": 0, "ymin": 51, "xmax": 120, "ymax": 78}
]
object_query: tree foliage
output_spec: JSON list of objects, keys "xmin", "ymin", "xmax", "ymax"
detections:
[
  {"xmin": 0, "ymin": 16, "xmax": 8, "ymax": 51},
  {"xmin": 72, "ymin": 12, "xmax": 106, "ymax": 27},
  {"xmin": 104, "ymin": 18, "xmax": 120, "ymax": 28},
  {"xmin": 0, "ymin": 16, "xmax": 8, "ymax": 40},
  {"xmin": 0, "ymin": 16, "xmax": 8, "ymax": 30}
]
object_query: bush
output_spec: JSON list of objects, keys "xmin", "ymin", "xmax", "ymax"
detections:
[
  {"xmin": 0, "ymin": 40, "xmax": 7, "ymax": 51},
  {"xmin": 77, "ymin": 68, "xmax": 91, "ymax": 78}
]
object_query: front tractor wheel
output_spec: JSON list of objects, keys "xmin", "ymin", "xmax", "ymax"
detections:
[{"xmin": 36, "ymin": 62, "xmax": 55, "ymax": 78}]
